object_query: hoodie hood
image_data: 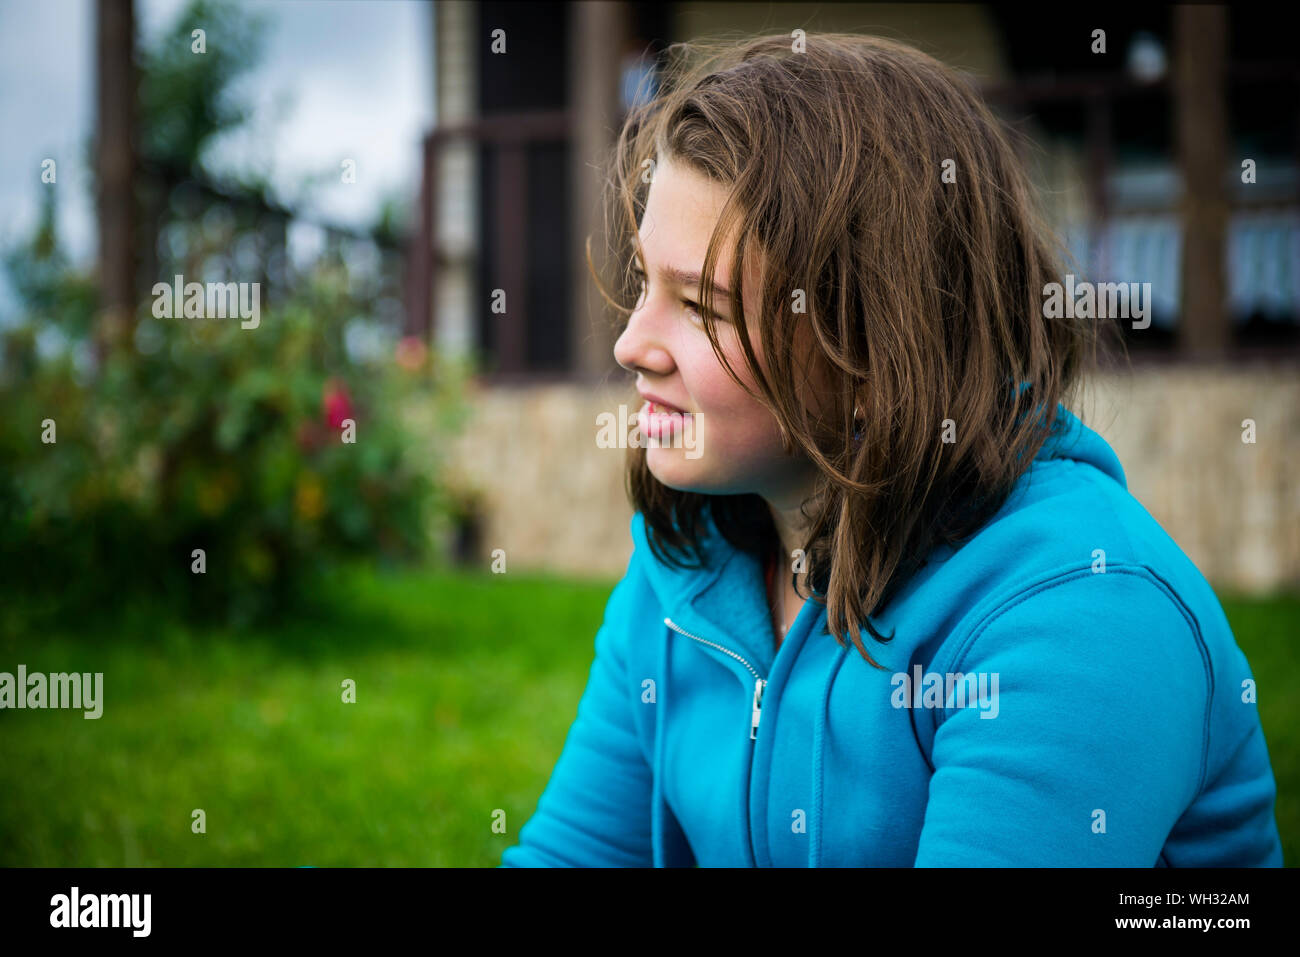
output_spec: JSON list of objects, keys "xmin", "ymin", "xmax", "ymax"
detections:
[{"xmin": 1035, "ymin": 402, "xmax": 1127, "ymax": 488}]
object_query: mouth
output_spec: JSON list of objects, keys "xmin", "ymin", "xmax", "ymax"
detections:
[
  {"xmin": 648, "ymin": 400, "xmax": 688, "ymax": 415},
  {"xmin": 639, "ymin": 393, "xmax": 690, "ymax": 415},
  {"xmin": 637, "ymin": 398, "xmax": 694, "ymax": 441}
]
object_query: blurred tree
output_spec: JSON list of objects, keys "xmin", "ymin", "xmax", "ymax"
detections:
[
  {"xmin": 132, "ymin": 0, "xmax": 282, "ymax": 324},
  {"xmin": 1, "ymin": 0, "xmax": 470, "ymax": 632},
  {"xmin": 136, "ymin": 0, "xmax": 268, "ymax": 177}
]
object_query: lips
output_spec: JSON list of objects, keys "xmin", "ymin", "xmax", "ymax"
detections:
[{"xmin": 638, "ymin": 391, "xmax": 688, "ymax": 414}]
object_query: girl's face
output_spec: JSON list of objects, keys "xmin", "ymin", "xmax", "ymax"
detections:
[{"xmin": 613, "ymin": 155, "xmax": 822, "ymax": 508}]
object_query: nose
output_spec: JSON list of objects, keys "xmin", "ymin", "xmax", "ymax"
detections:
[{"xmin": 613, "ymin": 292, "xmax": 674, "ymax": 377}]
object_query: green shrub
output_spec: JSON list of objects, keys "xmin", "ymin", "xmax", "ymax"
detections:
[{"xmin": 0, "ymin": 258, "xmax": 471, "ymax": 627}]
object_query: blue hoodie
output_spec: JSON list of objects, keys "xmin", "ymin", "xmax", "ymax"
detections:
[{"xmin": 500, "ymin": 405, "xmax": 1283, "ymax": 866}]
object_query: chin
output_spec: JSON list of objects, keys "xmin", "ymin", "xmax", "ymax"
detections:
[
  {"xmin": 646, "ymin": 447, "xmax": 713, "ymax": 492},
  {"xmin": 647, "ymin": 450, "xmax": 752, "ymax": 498}
]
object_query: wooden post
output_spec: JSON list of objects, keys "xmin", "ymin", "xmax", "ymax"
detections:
[
  {"xmin": 1085, "ymin": 91, "xmax": 1111, "ymax": 285},
  {"xmin": 1174, "ymin": 5, "xmax": 1230, "ymax": 358},
  {"xmin": 95, "ymin": 0, "xmax": 137, "ymax": 362},
  {"xmin": 569, "ymin": 0, "xmax": 631, "ymax": 380},
  {"xmin": 496, "ymin": 144, "xmax": 528, "ymax": 374},
  {"xmin": 406, "ymin": 132, "xmax": 436, "ymax": 340}
]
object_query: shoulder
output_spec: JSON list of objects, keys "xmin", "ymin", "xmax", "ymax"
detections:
[
  {"xmin": 924, "ymin": 444, "xmax": 1218, "ymax": 676},
  {"xmin": 947, "ymin": 563, "xmax": 1207, "ymax": 682},
  {"xmin": 935, "ymin": 565, "xmax": 1212, "ymax": 793},
  {"xmin": 588, "ymin": 513, "xmax": 664, "ymax": 667},
  {"xmin": 936, "ymin": 463, "xmax": 1216, "ymax": 721},
  {"xmin": 897, "ymin": 459, "xmax": 1220, "ymax": 778}
]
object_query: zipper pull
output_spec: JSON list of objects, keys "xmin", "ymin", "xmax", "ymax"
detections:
[{"xmin": 750, "ymin": 678, "xmax": 767, "ymax": 740}]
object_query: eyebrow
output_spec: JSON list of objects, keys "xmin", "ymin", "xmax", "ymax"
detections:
[{"xmin": 633, "ymin": 255, "xmax": 733, "ymax": 307}]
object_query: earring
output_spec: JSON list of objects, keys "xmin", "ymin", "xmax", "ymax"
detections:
[{"xmin": 852, "ymin": 404, "xmax": 864, "ymax": 442}]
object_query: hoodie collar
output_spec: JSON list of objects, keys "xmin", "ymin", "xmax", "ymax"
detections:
[
  {"xmin": 629, "ymin": 505, "xmax": 783, "ymax": 670},
  {"xmin": 1035, "ymin": 403, "xmax": 1127, "ymax": 489}
]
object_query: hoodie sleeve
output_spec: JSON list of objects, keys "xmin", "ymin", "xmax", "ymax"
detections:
[
  {"xmin": 912, "ymin": 569, "xmax": 1210, "ymax": 867},
  {"xmin": 499, "ymin": 551, "xmax": 655, "ymax": 867}
]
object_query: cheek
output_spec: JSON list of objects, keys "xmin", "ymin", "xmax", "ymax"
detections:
[{"xmin": 680, "ymin": 338, "xmax": 785, "ymax": 457}]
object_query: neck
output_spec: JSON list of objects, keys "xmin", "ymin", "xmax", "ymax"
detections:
[
  {"xmin": 761, "ymin": 466, "xmax": 823, "ymax": 607},
  {"xmin": 767, "ymin": 499, "xmax": 812, "ymax": 597}
]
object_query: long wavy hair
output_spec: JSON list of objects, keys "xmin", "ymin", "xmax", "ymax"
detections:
[{"xmin": 590, "ymin": 32, "xmax": 1116, "ymax": 667}]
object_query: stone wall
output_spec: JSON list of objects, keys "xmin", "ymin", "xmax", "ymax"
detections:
[
  {"xmin": 1078, "ymin": 363, "xmax": 1299, "ymax": 593},
  {"xmin": 438, "ymin": 364, "xmax": 1300, "ymax": 593}
]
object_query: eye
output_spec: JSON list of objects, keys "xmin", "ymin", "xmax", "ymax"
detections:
[{"xmin": 631, "ymin": 264, "xmax": 719, "ymax": 325}]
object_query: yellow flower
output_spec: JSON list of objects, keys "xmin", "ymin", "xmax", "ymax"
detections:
[
  {"xmin": 241, "ymin": 543, "xmax": 274, "ymax": 581},
  {"xmin": 295, "ymin": 473, "xmax": 325, "ymax": 522},
  {"xmin": 197, "ymin": 470, "xmax": 236, "ymax": 516}
]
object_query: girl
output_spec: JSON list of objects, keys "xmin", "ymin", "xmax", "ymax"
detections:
[{"xmin": 500, "ymin": 32, "xmax": 1282, "ymax": 867}]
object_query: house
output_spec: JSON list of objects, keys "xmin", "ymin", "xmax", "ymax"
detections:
[{"xmin": 415, "ymin": 2, "xmax": 1299, "ymax": 590}]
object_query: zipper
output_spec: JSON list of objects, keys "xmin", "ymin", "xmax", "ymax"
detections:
[
  {"xmin": 664, "ymin": 615, "xmax": 773, "ymax": 868},
  {"xmin": 663, "ymin": 617, "xmax": 767, "ymax": 739}
]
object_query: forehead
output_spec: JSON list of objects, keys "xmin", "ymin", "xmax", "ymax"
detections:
[{"xmin": 638, "ymin": 156, "xmax": 734, "ymax": 273}]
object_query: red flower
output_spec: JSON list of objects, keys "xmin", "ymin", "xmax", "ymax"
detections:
[{"xmin": 322, "ymin": 378, "xmax": 355, "ymax": 430}]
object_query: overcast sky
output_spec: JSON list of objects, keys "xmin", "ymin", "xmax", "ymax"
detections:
[{"xmin": 0, "ymin": 0, "xmax": 435, "ymax": 316}]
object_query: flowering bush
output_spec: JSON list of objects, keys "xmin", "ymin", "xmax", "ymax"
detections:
[{"xmin": 0, "ymin": 260, "xmax": 471, "ymax": 627}]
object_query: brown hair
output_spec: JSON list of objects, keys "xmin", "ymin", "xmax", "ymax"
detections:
[{"xmin": 591, "ymin": 32, "xmax": 1117, "ymax": 667}]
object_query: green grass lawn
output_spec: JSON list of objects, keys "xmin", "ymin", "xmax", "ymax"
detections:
[
  {"xmin": 0, "ymin": 562, "xmax": 612, "ymax": 867},
  {"xmin": 0, "ymin": 565, "xmax": 1296, "ymax": 866}
]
